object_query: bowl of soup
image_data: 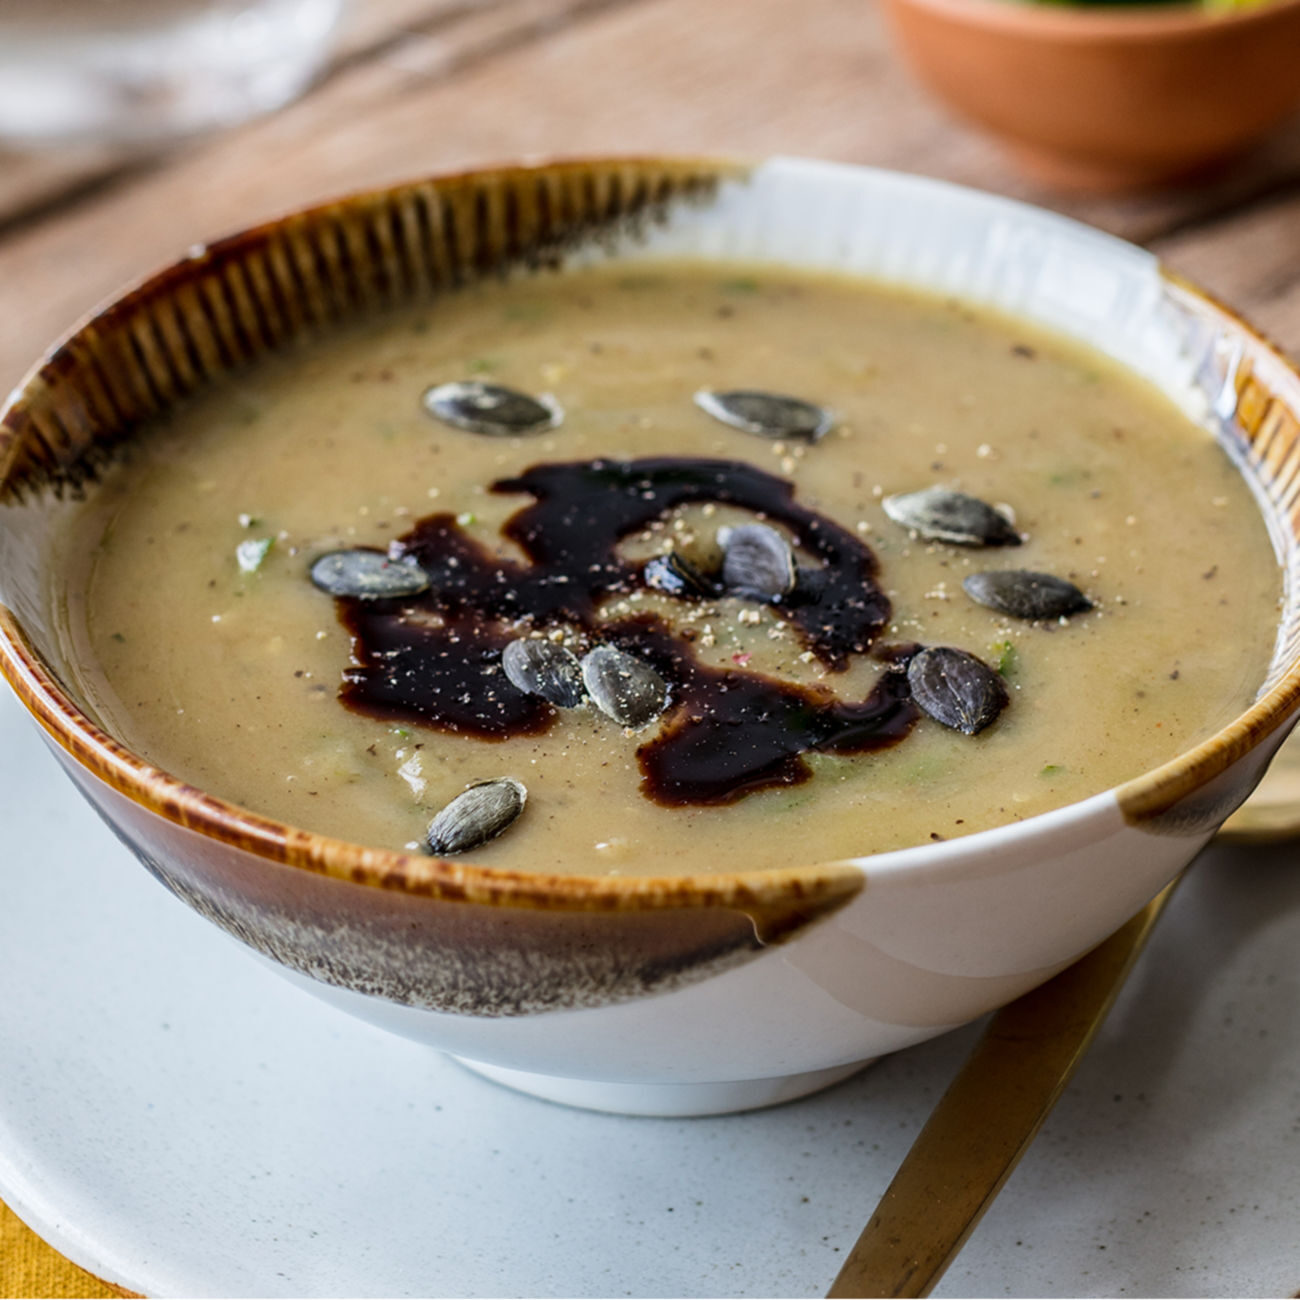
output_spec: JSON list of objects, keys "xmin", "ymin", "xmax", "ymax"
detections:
[{"xmin": 1, "ymin": 157, "xmax": 1298, "ymax": 1116}]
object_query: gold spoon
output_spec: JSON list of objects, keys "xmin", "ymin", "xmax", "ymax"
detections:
[
  {"xmin": 828, "ymin": 724, "xmax": 1300, "ymax": 1298},
  {"xmin": 826, "ymin": 883, "xmax": 1177, "ymax": 1298}
]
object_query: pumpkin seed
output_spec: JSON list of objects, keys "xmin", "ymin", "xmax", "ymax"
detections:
[
  {"xmin": 426, "ymin": 777, "xmax": 527, "ymax": 855},
  {"xmin": 882, "ymin": 487, "xmax": 1021, "ymax": 547},
  {"xmin": 693, "ymin": 388, "xmax": 832, "ymax": 443},
  {"xmin": 644, "ymin": 551, "xmax": 717, "ymax": 599},
  {"xmin": 309, "ymin": 549, "xmax": 430, "ymax": 599},
  {"xmin": 907, "ymin": 646, "xmax": 1008, "ymax": 736},
  {"xmin": 581, "ymin": 645, "xmax": 669, "ymax": 729},
  {"xmin": 963, "ymin": 570, "xmax": 1093, "ymax": 620},
  {"xmin": 720, "ymin": 523, "xmax": 796, "ymax": 602},
  {"xmin": 422, "ymin": 380, "xmax": 561, "ymax": 436},
  {"xmin": 501, "ymin": 638, "xmax": 586, "ymax": 708}
]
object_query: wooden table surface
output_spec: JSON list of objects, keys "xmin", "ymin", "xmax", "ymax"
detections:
[
  {"xmin": 1, "ymin": 1, "xmax": 1298, "ymax": 1294},
  {"xmin": 3, "ymin": 0, "xmax": 1300, "ymax": 398}
]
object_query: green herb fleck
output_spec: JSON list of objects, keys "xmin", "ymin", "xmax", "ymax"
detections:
[
  {"xmin": 770, "ymin": 789, "xmax": 816, "ymax": 813},
  {"xmin": 236, "ymin": 537, "xmax": 274, "ymax": 574},
  {"xmin": 1040, "ymin": 764, "xmax": 1065, "ymax": 777},
  {"xmin": 1048, "ymin": 466, "xmax": 1091, "ymax": 487},
  {"xmin": 467, "ymin": 357, "xmax": 498, "ymax": 374},
  {"xmin": 719, "ymin": 276, "xmax": 760, "ymax": 294},
  {"xmin": 896, "ymin": 754, "xmax": 949, "ymax": 785},
  {"xmin": 110, "ymin": 632, "xmax": 127, "ymax": 644},
  {"xmin": 990, "ymin": 640, "xmax": 1019, "ymax": 677},
  {"xmin": 456, "ymin": 512, "xmax": 477, "ymax": 527}
]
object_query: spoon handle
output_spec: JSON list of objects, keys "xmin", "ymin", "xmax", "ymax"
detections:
[{"xmin": 827, "ymin": 879, "xmax": 1179, "ymax": 1299}]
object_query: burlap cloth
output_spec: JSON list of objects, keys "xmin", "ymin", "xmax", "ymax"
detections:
[{"xmin": 1, "ymin": 1199, "xmax": 132, "ymax": 1298}]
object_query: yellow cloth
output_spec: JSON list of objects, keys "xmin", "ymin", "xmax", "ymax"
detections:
[{"xmin": 1, "ymin": 1199, "xmax": 125, "ymax": 1299}]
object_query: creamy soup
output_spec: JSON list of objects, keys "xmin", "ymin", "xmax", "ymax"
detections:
[{"xmin": 54, "ymin": 263, "xmax": 1280, "ymax": 874}]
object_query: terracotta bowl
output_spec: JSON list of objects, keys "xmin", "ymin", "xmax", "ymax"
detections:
[
  {"xmin": 2, "ymin": 157, "xmax": 1300, "ymax": 1116},
  {"xmin": 883, "ymin": 0, "xmax": 1300, "ymax": 191}
]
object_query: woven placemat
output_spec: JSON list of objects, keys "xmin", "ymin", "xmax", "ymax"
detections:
[{"xmin": 1, "ymin": 1199, "xmax": 133, "ymax": 1299}]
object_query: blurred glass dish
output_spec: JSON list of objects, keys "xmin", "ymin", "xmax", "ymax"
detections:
[{"xmin": 0, "ymin": 0, "xmax": 343, "ymax": 150}]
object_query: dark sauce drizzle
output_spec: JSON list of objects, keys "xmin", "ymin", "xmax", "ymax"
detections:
[{"xmin": 335, "ymin": 457, "xmax": 920, "ymax": 805}]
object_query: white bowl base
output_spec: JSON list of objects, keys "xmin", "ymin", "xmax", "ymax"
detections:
[{"xmin": 450, "ymin": 1056, "xmax": 876, "ymax": 1116}]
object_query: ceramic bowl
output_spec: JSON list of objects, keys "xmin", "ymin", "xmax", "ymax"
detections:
[
  {"xmin": 2, "ymin": 157, "xmax": 1300, "ymax": 1117},
  {"xmin": 883, "ymin": 0, "xmax": 1300, "ymax": 191}
]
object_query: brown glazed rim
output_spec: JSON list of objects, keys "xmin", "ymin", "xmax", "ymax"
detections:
[
  {"xmin": 1114, "ymin": 269, "xmax": 1300, "ymax": 824},
  {"xmin": 1, "ymin": 155, "xmax": 1299, "ymax": 912},
  {"xmin": 893, "ymin": 0, "xmax": 1300, "ymax": 39}
]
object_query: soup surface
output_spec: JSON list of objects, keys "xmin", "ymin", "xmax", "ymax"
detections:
[{"xmin": 56, "ymin": 262, "xmax": 1280, "ymax": 874}]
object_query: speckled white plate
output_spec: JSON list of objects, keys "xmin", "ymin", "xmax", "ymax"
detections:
[{"xmin": 2, "ymin": 682, "xmax": 1299, "ymax": 1299}]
